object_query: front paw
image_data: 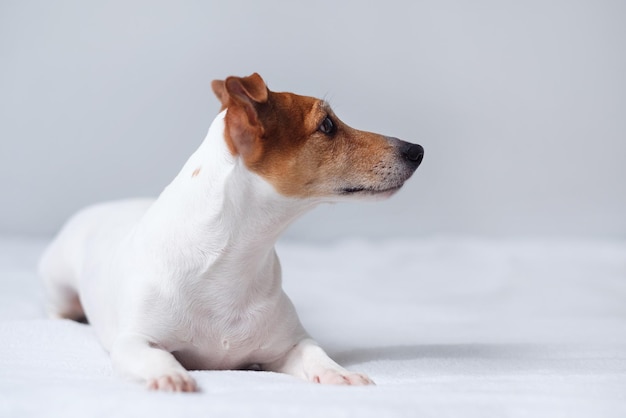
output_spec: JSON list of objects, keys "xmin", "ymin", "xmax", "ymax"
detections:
[
  {"xmin": 146, "ymin": 371, "xmax": 197, "ymax": 392},
  {"xmin": 312, "ymin": 369, "xmax": 375, "ymax": 386}
]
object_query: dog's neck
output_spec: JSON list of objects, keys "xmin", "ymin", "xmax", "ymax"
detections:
[{"xmin": 140, "ymin": 111, "xmax": 316, "ymax": 274}]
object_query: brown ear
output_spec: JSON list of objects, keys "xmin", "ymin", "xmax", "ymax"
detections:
[
  {"xmin": 224, "ymin": 73, "xmax": 268, "ymax": 124},
  {"xmin": 211, "ymin": 73, "xmax": 268, "ymax": 118},
  {"xmin": 225, "ymin": 73, "xmax": 268, "ymax": 104},
  {"xmin": 218, "ymin": 73, "xmax": 269, "ymax": 159}
]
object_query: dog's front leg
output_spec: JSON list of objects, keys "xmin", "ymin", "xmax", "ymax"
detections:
[
  {"xmin": 264, "ymin": 338, "xmax": 374, "ymax": 385},
  {"xmin": 110, "ymin": 333, "xmax": 197, "ymax": 392}
]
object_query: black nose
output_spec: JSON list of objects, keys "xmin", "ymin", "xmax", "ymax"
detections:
[{"xmin": 402, "ymin": 143, "xmax": 424, "ymax": 167}]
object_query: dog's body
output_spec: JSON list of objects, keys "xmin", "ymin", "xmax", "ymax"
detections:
[{"xmin": 39, "ymin": 74, "xmax": 423, "ymax": 391}]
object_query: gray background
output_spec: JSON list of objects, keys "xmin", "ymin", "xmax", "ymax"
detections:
[{"xmin": 1, "ymin": 0, "xmax": 625, "ymax": 240}]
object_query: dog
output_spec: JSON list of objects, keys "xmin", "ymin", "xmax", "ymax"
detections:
[{"xmin": 39, "ymin": 73, "xmax": 424, "ymax": 391}]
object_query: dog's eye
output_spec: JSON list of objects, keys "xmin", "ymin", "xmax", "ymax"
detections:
[{"xmin": 318, "ymin": 116, "xmax": 336, "ymax": 135}]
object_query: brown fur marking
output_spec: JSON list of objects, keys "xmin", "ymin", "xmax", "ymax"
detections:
[{"xmin": 212, "ymin": 73, "xmax": 408, "ymax": 198}]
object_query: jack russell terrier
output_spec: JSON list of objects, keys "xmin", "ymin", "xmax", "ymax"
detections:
[{"xmin": 39, "ymin": 73, "xmax": 424, "ymax": 392}]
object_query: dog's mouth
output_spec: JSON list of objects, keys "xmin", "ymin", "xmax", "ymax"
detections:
[{"xmin": 339, "ymin": 184, "xmax": 403, "ymax": 196}]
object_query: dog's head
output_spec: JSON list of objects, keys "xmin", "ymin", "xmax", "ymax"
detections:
[{"xmin": 211, "ymin": 73, "xmax": 423, "ymax": 201}]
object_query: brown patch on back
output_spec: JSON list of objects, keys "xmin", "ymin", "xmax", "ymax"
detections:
[{"xmin": 192, "ymin": 167, "xmax": 201, "ymax": 177}]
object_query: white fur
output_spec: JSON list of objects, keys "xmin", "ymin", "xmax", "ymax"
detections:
[{"xmin": 39, "ymin": 111, "xmax": 373, "ymax": 391}]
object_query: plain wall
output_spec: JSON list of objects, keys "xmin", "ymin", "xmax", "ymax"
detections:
[{"xmin": 1, "ymin": 0, "xmax": 625, "ymax": 240}]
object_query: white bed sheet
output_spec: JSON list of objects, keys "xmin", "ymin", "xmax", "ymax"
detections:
[{"xmin": 0, "ymin": 236, "xmax": 625, "ymax": 417}]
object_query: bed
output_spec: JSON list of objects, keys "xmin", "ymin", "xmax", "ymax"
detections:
[{"xmin": 1, "ymin": 236, "xmax": 625, "ymax": 417}]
